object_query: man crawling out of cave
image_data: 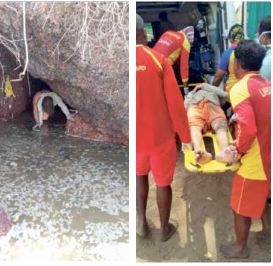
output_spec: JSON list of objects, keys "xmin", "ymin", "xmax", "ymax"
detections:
[{"xmin": 32, "ymin": 90, "xmax": 74, "ymax": 131}]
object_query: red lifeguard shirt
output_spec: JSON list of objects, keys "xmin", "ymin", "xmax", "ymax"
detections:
[
  {"xmin": 230, "ymin": 73, "xmax": 271, "ymax": 181},
  {"xmin": 153, "ymin": 31, "xmax": 191, "ymax": 84},
  {"xmin": 136, "ymin": 44, "xmax": 191, "ymax": 153}
]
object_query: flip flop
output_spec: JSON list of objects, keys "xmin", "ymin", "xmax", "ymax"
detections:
[
  {"xmin": 256, "ymin": 230, "xmax": 270, "ymax": 244},
  {"xmin": 161, "ymin": 220, "xmax": 178, "ymax": 242},
  {"xmin": 136, "ymin": 223, "xmax": 150, "ymax": 238},
  {"xmin": 219, "ymin": 244, "xmax": 250, "ymax": 259}
]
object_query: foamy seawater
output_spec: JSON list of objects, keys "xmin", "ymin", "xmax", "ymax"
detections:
[{"xmin": 0, "ymin": 113, "xmax": 129, "ymax": 260}]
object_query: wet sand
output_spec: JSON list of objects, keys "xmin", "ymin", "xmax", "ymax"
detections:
[
  {"xmin": 137, "ymin": 153, "xmax": 271, "ymax": 262},
  {"xmin": 0, "ymin": 113, "xmax": 128, "ymax": 261}
]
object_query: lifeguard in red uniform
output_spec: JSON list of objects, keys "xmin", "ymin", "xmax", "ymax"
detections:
[
  {"xmin": 136, "ymin": 14, "xmax": 191, "ymax": 242},
  {"xmin": 219, "ymin": 40, "xmax": 271, "ymax": 259},
  {"xmin": 154, "ymin": 30, "xmax": 191, "ymax": 86}
]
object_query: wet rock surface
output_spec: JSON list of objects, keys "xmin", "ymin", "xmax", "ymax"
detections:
[
  {"xmin": 0, "ymin": 113, "xmax": 129, "ymax": 260},
  {"xmin": 0, "ymin": 77, "xmax": 29, "ymax": 122},
  {"xmin": 66, "ymin": 113, "xmax": 128, "ymax": 145},
  {"xmin": 0, "ymin": 2, "xmax": 128, "ymax": 144}
]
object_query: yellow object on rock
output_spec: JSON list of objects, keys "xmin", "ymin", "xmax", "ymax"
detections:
[
  {"xmin": 4, "ymin": 76, "xmax": 15, "ymax": 98},
  {"xmin": 183, "ymin": 131, "xmax": 240, "ymax": 173}
]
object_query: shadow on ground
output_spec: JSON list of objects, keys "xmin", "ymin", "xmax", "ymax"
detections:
[{"xmin": 137, "ymin": 153, "xmax": 271, "ymax": 262}]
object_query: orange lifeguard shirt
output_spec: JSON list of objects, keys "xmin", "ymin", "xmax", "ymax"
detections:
[
  {"xmin": 153, "ymin": 31, "xmax": 191, "ymax": 84},
  {"xmin": 230, "ymin": 73, "xmax": 271, "ymax": 181},
  {"xmin": 136, "ymin": 45, "xmax": 191, "ymax": 153}
]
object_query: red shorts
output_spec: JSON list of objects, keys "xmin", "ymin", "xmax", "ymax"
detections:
[
  {"xmin": 230, "ymin": 174, "xmax": 270, "ymax": 219},
  {"xmin": 136, "ymin": 138, "xmax": 176, "ymax": 187}
]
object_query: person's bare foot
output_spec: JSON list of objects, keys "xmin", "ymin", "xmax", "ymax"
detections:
[
  {"xmin": 216, "ymin": 146, "xmax": 237, "ymax": 163},
  {"xmin": 220, "ymin": 243, "xmax": 250, "ymax": 258},
  {"xmin": 161, "ymin": 221, "xmax": 178, "ymax": 242},
  {"xmin": 137, "ymin": 221, "xmax": 150, "ymax": 238},
  {"xmin": 195, "ymin": 150, "xmax": 212, "ymax": 164},
  {"xmin": 32, "ymin": 124, "xmax": 41, "ymax": 131}
]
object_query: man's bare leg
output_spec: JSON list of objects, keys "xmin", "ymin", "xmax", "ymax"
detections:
[
  {"xmin": 136, "ymin": 175, "xmax": 150, "ymax": 237},
  {"xmin": 33, "ymin": 92, "xmax": 42, "ymax": 125},
  {"xmin": 190, "ymin": 126, "xmax": 212, "ymax": 163},
  {"xmin": 220, "ymin": 211, "xmax": 250, "ymax": 258},
  {"xmin": 212, "ymin": 119, "xmax": 230, "ymax": 162},
  {"xmin": 215, "ymin": 128, "xmax": 229, "ymax": 150},
  {"xmin": 157, "ymin": 185, "xmax": 177, "ymax": 241}
]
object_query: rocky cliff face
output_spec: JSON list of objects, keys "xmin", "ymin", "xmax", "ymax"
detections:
[{"xmin": 0, "ymin": 2, "xmax": 128, "ymax": 145}]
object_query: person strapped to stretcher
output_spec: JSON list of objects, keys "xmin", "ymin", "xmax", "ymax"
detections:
[{"xmin": 184, "ymin": 83, "xmax": 236, "ymax": 164}]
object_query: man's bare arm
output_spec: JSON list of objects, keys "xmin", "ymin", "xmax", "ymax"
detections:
[{"xmin": 212, "ymin": 69, "xmax": 226, "ymax": 86}]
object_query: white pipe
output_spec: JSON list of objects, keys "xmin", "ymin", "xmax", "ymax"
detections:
[{"xmin": 11, "ymin": 2, "xmax": 29, "ymax": 82}]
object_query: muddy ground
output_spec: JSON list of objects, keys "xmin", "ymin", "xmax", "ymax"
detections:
[
  {"xmin": 0, "ymin": 113, "xmax": 129, "ymax": 261},
  {"xmin": 137, "ymin": 153, "xmax": 271, "ymax": 262}
]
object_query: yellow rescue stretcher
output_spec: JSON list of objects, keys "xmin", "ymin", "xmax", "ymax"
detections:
[{"xmin": 183, "ymin": 130, "xmax": 240, "ymax": 173}]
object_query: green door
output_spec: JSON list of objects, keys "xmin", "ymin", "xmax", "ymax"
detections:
[{"xmin": 247, "ymin": 2, "xmax": 271, "ymax": 39}]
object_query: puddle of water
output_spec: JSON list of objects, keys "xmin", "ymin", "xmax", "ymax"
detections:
[{"xmin": 0, "ymin": 112, "xmax": 129, "ymax": 261}]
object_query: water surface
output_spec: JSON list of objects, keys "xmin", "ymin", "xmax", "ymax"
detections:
[{"xmin": 0, "ymin": 113, "xmax": 129, "ymax": 260}]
